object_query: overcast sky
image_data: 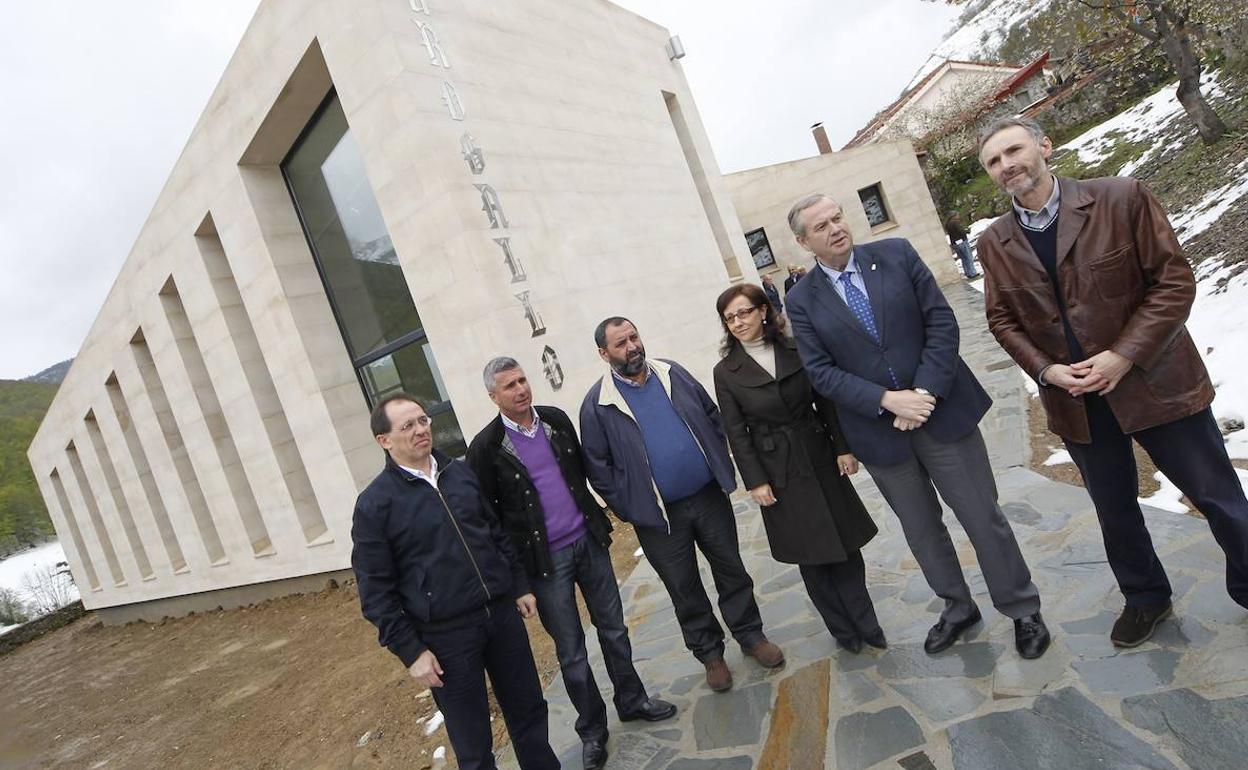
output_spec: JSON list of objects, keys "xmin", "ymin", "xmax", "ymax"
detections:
[{"xmin": 0, "ymin": 0, "xmax": 960, "ymax": 381}]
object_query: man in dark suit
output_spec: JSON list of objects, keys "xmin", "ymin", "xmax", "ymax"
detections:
[
  {"xmin": 784, "ymin": 194, "xmax": 1050, "ymax": 659},
  {"xmin": 977, "ymin": 116, "xmax": 1248, "ymax": 648}
]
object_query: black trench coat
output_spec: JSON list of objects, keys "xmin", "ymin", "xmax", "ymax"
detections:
[{"xmin": 713, "ymin": 338, "xmax": 877, "ymax": 565}]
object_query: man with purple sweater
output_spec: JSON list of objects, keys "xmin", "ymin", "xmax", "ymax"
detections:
[{"xmin": 467, "ymin": 357, "xmax": 675, "ymax": 770}]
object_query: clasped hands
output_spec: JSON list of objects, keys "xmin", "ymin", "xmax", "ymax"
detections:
[
  {"xmin": 407, "ymin": 592, "xmax": 538, "ymax": 688},
  {"xmin": 881, "ymin": 389, "xmax": 936, "ymax": 432},
  {"xmin": 1044, "ymin": 350, "xmax": 1132, "ymax": 397}
]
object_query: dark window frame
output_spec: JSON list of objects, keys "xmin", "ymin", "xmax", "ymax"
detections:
[
  {"xmin": 744, "ymin": 227, "xmax": 777, "ymax": 270},
  {"xmin": 279, "ymin": 89, "xmax": 456, "ymax": 425}
]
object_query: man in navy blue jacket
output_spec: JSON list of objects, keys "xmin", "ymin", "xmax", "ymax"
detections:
[
  {"xmin": 579, "ymin": 318, "xmax": 784, "ymax": 693},
  {"xmin": 351, "ymin": 394, "xmax": 558, "ymax": 770},
  {"xmin": 784, "ymin": 193, "xmax": 1050, "ymax": 660}
]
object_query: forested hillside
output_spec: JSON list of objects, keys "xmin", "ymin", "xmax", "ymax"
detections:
[{"xmin": 0, "ymin": 380, "xmax": 58, "ymax": 557}]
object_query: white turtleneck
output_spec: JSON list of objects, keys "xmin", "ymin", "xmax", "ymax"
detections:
[{"xmin": 741, "ymin": 336, "xmax": 775, "ymax": 378}]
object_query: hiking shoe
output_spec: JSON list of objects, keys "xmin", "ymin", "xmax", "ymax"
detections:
[
  {"xmin": 745, "ymin": 638, "xmax": 786, "ymax": 669},
  {"xmin": 704, "ymin": 657, "xmax": 733, "ymax": 692},
  {"xmin": 1111, "ymin": 602, "xmax": 1172, "ymax": 648}
]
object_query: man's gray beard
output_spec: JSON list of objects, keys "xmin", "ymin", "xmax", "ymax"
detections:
[{"xmin": 612, "ymin": 355, "xmax": 647, "ymax": 377}]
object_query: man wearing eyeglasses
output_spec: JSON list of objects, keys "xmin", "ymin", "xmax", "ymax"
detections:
[{"xmin": 351, "ymin": 393, "xmax": 558, "ymax": 770}]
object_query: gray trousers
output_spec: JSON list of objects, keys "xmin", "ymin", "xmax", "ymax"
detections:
[{"xmin": 863, "ymin": 427, "xmax": 1040, "ymax": 623}]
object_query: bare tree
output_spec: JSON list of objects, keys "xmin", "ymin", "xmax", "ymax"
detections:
[
  {"xmin": 0, "ymin": 587, "xmax": 29, "ymax": 626},
  {"xmin": 21, "ymin": 561, "xmax": 76, "ymax": 616},
  {"xmin": 1076, "ymin": 0, "xmax": 1228, "ymax": 143},
  {"xmin": 929, "ymin": 0, "xmax": 1232, "ymax": 143}
]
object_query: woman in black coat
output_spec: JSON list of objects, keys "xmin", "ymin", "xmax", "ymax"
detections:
[{"xmin": 712, "ymin": 283, "xmax": 884, "ymax": 653}]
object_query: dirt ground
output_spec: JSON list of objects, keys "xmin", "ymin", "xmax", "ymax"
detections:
[
  {"xmin": 0, "ymin": 526, "xmax": 641, "ymax": 770},
  {"xmin": 1026, "ymin": 392, "xmax": 1248, "ymax": 510}
]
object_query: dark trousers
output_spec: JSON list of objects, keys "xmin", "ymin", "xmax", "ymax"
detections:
[
  {"xmin": 634, "ymin": 483, "xmax": 765, "ymax": 663},
  {"xmin": 421, "ymin": 605, "xmax": 558, "ymax": 770},
  {"xmin": 529, "ymin": 535, "xmax": 648, "ymax": 742},
  {"xmin": 1065, "ymin": 397, "xmax": 1248, "ymax": 609},
  {"xmin": 799, "ymin": 550, "xmax": 882, "ymax": 643}
]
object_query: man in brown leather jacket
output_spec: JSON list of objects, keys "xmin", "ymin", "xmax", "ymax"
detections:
[{"xmin": 975, "ymin": 116, "xmax": 1248, "ymax": 648}]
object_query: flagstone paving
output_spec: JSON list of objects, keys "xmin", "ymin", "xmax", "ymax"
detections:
[{"xmin": 501, "ymin": 283, "xmax": 1248, "ymax": 769}]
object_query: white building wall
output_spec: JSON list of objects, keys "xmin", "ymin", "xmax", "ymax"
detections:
[{"xmin": 29, "ymin": 0, "xmax": 754, "ymax": 612}]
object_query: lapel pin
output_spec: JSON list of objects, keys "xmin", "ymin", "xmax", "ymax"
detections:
[{"xmin": 871, "ymin": 263, "xmax": 877, "ymax": 271}]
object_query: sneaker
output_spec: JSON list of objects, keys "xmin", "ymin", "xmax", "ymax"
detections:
[{"xmin": 1110, "ymin": 602, "xmax": 1172, "ymax": 648}]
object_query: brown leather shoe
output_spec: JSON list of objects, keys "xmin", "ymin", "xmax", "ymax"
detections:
[
  {"xmin": 704, "ymin": 657, "xmax": 733, "ymax": 692},
  {"xmin": 745, "ymin": 638, "xmax": 786, "ymax": 669}
]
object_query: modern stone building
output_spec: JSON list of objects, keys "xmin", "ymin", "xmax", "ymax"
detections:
[
  {"xmin": 28, "ymin": 0, "xmax": 758, "ymax": 621},
  {"xmin": 29, "ymin": 0, "xmax": 957, "ymax": 622},
  {"xmin": 725, "ymin": 138, "xmax": 958, "ymax": 287}
]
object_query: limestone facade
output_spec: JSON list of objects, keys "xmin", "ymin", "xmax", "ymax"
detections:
[
  {"xmin": 28, "ymin": 0, "xmax": 755, "ymax": 614},
  {"xmin": 724, "ymin": 140, "xmax": 958, "ymax": 287}
]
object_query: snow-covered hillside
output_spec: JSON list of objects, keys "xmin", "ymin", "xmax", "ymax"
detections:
[{"xmin": 909, "ymin": 0, "xmax": 1052, "ymax": 87}]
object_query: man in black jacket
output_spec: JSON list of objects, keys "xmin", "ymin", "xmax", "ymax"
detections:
[
  {"xmin": 467, "ymin": 357, "xmax": 675, "ymax": 770},
  {"xmin": 352, "ymin": 394, "xmax": 558, "ymax": 770}
]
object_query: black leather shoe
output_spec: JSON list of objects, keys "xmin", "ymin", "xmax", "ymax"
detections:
[
  {"xmin": 836, "ymin": 636, "xmax": 863, "ymax": 654},
  {"xmin": 1014, "ymin": 612, "xmax": 1051, "ymax": 659},
  {"xmin": 619, "ymin": 697, "xmax": 677, "ymax": 722},
  {"xmin": 582, "ymin": 738, "xmax": 608, "ymax": 770},
  {"xmin": 862, "ymin": 629, "xmax": 888, "ymax": 650},
  {"xmin": 924, "ymin": 608, "xmax": 982, "ymax": 654}
]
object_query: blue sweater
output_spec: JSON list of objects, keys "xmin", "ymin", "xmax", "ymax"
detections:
[{"xmin": 615, "ymin": 374, "xmax": 714, "ymax": 503}]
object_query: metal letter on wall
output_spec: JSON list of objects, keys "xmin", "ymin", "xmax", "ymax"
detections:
[
  {"xmin": 441, "ymin": 81, "xmax": 466, "ymax": 120},
  {"xmin": 495, "ymin": 237, "xmax": 526, "ymax": 282},
  {"xmin": 413, "ymin": 19, "xmax": 451, "ymax": 68},
  {"xmin": 541, "ymin": 346, "xmax": 565, "ymax": 391},
  {"xmin": 516, "ymin": 291, "xmax": 546, "ymax": 337},
  {"xmin": 475, "ymin": 184, "xmax": 509, "ymax": 229},
  {"xmin": 460, "ymin": 132, "xmax": 485, "ymax": 174},
  {"xmin": 407, "ymin": 0, "xmax": 430, "ymax": 14}
]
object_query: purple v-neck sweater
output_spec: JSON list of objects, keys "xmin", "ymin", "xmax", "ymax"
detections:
[{"xmin": 506, "ymin": 426, "xmax": 586, "ymax": 552}]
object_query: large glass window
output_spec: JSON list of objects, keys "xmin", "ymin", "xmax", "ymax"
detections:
[{"xmin": 283, "ymin": 92, "xmax": 466, "ymax": 455}]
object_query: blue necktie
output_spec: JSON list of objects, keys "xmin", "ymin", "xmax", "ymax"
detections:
[
  {"xmin": 838, "ymin": 272, "xmax": 899, "ymax": 388},
  {"xmin": 838, "ymin": 272, "xmax": 879, "ymax": 341}
]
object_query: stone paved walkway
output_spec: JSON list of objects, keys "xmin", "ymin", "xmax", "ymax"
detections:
[{"xmin": 501, "ymin": 283, "xmax": 1248, "ymax": 770}]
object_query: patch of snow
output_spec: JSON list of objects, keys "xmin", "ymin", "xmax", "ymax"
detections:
[
  {"xmin": 1043, "ymin": 449, "xmax": 1072, "ymax": 466},
  {"xmin": 1169, "ymin": 158, "xmax": 1248, "ymax": 244},
  {"xmin": 0, "ymin": 541, "xmax": 78, "ymax": 607},
  {"xmin": 1138, "ymin": 471, "xmax": 1189, "ymax": 514},
  {"xmin": 425, "ymin": 711, "xmax": 445, "ymax": 736},
  {"xmin": 968, "ymin": 277, "xmax": 985, "ymax": 294},
  {"xmin": 909, "ymin": 0, "xmax": 1051, "ymax": 87},
  {"xmin": 433, "ymin": 746, "xmax": 447, "ymax": 760},
  {"xmin": 633, "ymin": 547, "xmax": 644, "ymax": 558},
  {"xmin": 0, "ymin": 623, "xmax": 19, "ymax": 636},
  {"xmin": 1019, "ymin": 369, "xmax": 1039, "ymax": 397},
  {"xmin": 1057, "ymin": 72, "xmax": 1224, "ymax": 172},
  {"xmin": 1187, "ymin": 258, "xmax": 1248, "ymax": 461}
]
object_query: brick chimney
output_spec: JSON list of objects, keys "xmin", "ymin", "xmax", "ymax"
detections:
[{"xmin": 811, "ymin": 122, "xmax": 833, "ymax": 155}]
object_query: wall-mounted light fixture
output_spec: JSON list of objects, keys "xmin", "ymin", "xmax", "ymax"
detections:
[{"xmin": 665, "ymin": 35, "xmax": 686, "ymax": 60}]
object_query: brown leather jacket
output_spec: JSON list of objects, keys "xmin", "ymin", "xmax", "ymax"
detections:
[{"xmin": 978, "ymin": 176, "xmax": 1213, "ymax": 443}]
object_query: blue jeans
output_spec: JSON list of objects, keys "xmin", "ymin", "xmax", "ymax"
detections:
[
  {"xmin": 529, "ymin": 535, "xmax": 648, "ymax": 741},
  {"xmin": 954, "ymin": 240, "xmax": 979, "ymax": 278}
]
